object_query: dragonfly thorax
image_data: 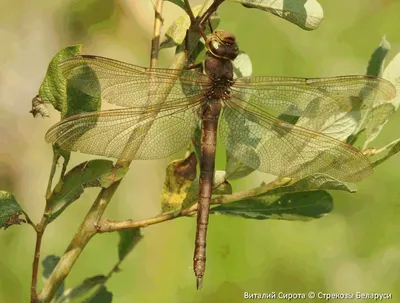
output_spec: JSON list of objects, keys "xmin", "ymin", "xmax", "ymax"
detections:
[
  {"xmin": 202, "ymin": 31, "xmax": 239, "ymax": 101},
  {"xmin": 204, "ymin": 53, "xmax": 234, "ymax": 101}
]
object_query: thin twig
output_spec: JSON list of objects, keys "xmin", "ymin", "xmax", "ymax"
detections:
[
  {"xmin": 363, "ymin": 137, "xmax": 400, "ymax": 156},
  {"xmin": 97, "ymin": 208, "xmax": 195, "ymax": 232},
  {"xmin": 46, "ymin": 148, "xmax": 60, "ymax": 199},
  {"xmin": 150, "ymin": 0, "xmax": 165, "ymax": 67},
  {"xmin": 198, "ymin": 0, "xmax": 225, "ymax": 27},
  {"xmin": 96, "ymin": 178, "xmax": 290, "ymax": 232},
  {"xmin": 184, "ymin": 0, "xmax": 225, "ymax": 43},
  {"xmin": 23, "ymin": 211, "xmax": 38, "ymax": 232},
  {"xmin": 31, "ymin": 148, "xmax": 61, "ymax": 303},
  {"xmin": 30, "ymin": 215, "xmax": 48, "ymax": 303}
]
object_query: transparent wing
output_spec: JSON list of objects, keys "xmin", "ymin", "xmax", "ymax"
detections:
[
  {"xmin": 220, "ymin": 100, "xmax": 372, "ymax": 182},
  {"xmin": 45, "ymin": 101, "xmax": 202, "ymax": 160},
  {"xmin": 231, "ymin": 75, "xmax": 396, "ymax": 120},
  {"xmin": 58, "ymin": 55, "xmax": 210, "ymax": 108}
]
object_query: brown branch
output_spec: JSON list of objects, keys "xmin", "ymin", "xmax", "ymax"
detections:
[
  {"xmin": 97, "ymin": 206, "xmax": 196, "ymax": 232},
  {"xmin": 198, "ymin": 0, "xmax": 225, "ymax": 27},
  {"xmin": 184, "ymin": 0, "xmax": 224, "ymax": 28},
  {"xmin": 96, "ymin": 178, "xmax": 290, "ymax": 233},
  {"xmin": 38, "ymin": 180, "xmax": 125, "ymax": 303},
  {"xmin": 23, "ymin": 211, "xmax": 38, "ymax": 232},
  {"xmin": 30, "ymin": 149, "xmax": 59, "ymax": 303},
  {"xmin": 184, "ymin": 0, "xmax": 196, "ymax": 22},
  {"xmin": 30, "ymin": 214, "xmax": 49, "ymax": 303},
  {"xmin": 184, "ymin": 0, "xmax": 224, "ymax": 41}
]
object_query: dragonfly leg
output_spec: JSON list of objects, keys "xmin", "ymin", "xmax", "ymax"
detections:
[
  {"xmin": 185, "ymin": 62, "xmax": 203, "ymax": 70},
  {"xmin": 207, "ymin": 18, "xmax": 213, "ymax": 33}
]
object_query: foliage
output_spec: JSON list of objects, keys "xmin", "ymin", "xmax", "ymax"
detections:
[
  {"xmin": 1, "ymin": 0, "xmax": 399, "ymax": 302},
  {"xmin": 0, "ymin": 191, "xmax": 25, "ymax": 230}
]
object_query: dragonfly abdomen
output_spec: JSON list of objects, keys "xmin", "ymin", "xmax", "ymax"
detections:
[{"xmin": 194, "ymin": 101, "xmax": 223, "ymax": 289}]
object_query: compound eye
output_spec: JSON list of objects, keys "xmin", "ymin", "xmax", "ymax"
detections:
[{"xmin": 206, "ymin": 31, "xmax": 239, "ymax": 60}]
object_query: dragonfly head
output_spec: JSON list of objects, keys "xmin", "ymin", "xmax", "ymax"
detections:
[{"xmin": 206, "ymin": 30, "xmax": 239, "ymax": 61}]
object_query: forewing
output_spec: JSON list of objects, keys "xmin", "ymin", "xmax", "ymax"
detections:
[
  {"xmin": 45, "ymin": 102, "xmax": 202, "ymax": 160},
  {"xmin": 220, "ymin": 98, "xmax": 372, "ymax": 182},
  {"xmin": 58, "ymin": 55, "xmax": 210, "ymax": 108},
  {"xmin": 231, "ymin": 75, "xmax": 396, "ymax": 124}
]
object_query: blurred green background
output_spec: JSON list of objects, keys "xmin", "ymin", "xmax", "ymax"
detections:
[{"xmin": 1, "ymin": 0, "xmax": 400, "ymax": 302}]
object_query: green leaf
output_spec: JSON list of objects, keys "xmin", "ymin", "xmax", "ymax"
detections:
[
  {"xmin": 118, "ymin": 228, "xmax": 143, "ymax": 261},
  {"xmin": 354, "ymin": 37, "xmax": 393, "ymax": 149},
  {"xmin": 84, "ymin": 286, "xmax": 113, "ymax": 303},
  {"xmin": 42, "ymin": 255, "xmax": 60, "ymax": 279},
  {"xmin": 36, "ymin": 45, "xmax": 102, "ymax": 119},
  {"xmin": 383, "ymin": 51, "xmax": 400, "ymax": 110},
  {"xmin": 55, "ymin": 275, "xmax": 107, "ymax": 303},
  {"xmin": 160, "ymin": 4, "xmax": 220, "ymax": 49},
  {"xmin": 42, "ymin": 255, "xmax": 65, "ymax": 299},
  {"xmin": 300, "ymin": 108, "xmax": 361, "ymax": 142},
  {"xmin": 98, "ymin": 165, "xmax": 129, "ymax": 188},
  {"xmin": 321, "ymin": 110, "xmax": 361, "ymax": 141},
  {"xmin": 229, "ymin": 0, "xmax": 324, "ymax": 31},
  {"xmin": 350, "ymin": 40, "xmax": 398, "ymax": 143},
  {"xmin": 191, "ymin": 41, "xmax": 207, "ymax": 66},
  {"xmin": 383, "ymin": 139, "xmax": 400, "ymax": 158},
  {"xmin": 366, "ymin": 36, "xmax": 390, "ymax": 77},
  {"xmin": 161, "ymin": 152, "xmax": 197, "ymax": 212},
  {"xmin": 210, "ymin": 190, "xmax": 333, "ymax": 220},
  {"xmin": 64, "ymin": 65, "xmax": 102, "ymax": 118},
  {"xmin": 38, "ymin": 45, "xmax": 82, "ymax": 113},
  {"xmin": 296, "ymin": 95, "xmax": 362, "ymax": 141},
  {"xmin": 363, "ymin": 103, "xmax": 395, "ymax": 148},
  {"xmin": 263, "ymin": 173, "xmax": 357, "ymax": 196},
  {"xmin": 213, "ymin": 171, "xmax": 233, "ymax": 195},
  {"xmin": 48, "ymin": 160, "xmax": 124, "ymax": 222},
  {"xmin": 361, "ymin": 62, "xmax": 400, "ymax": 150},
  {"xmin": 232, "ymin": 51, "xmax": 253, "ymax": 78},
  {"xmin": 0, "ymin": 191, "xmax": 25, "ymax": 230},
  {"xmin": 225, "ymin": 152, "xmax": 256, "ymax": 180}
]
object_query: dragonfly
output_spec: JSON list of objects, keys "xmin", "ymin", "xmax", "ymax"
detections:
[{"xmin": 45, "ymin": 30, "xmax": 396, "ymax": 288}]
